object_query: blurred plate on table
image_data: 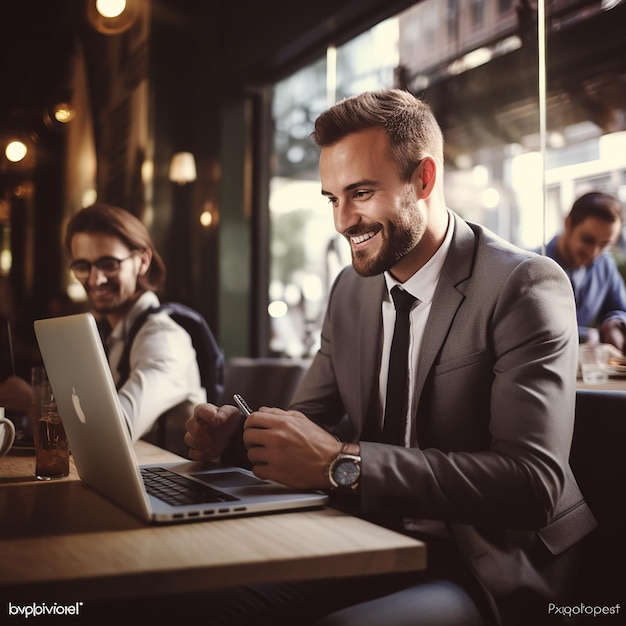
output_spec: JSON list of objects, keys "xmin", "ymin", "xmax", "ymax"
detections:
[{"xmin": 609, "ymin": 364, "xmax": 626, "ymax": 377}]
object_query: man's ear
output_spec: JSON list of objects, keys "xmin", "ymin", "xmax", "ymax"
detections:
[
  {"xmin": 414, "ymin": 157, "xmax": 436, "ymax": 198},
  {"xmin": 138, "ymin": 248, "xmax": 152, "ymax": 276},
  {"xmin": 564, "ymin": 215, "xmax": 572, "ymax": 235}
]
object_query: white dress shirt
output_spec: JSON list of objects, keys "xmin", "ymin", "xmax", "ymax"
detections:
[{"xmin": 106, "ymin": 291, "xmax": 206, "ymax": 441}]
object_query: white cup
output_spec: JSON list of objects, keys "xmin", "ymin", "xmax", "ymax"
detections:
[{"xmin": 0, "ymin": 407, "xmax": 16, "ymax": 457}]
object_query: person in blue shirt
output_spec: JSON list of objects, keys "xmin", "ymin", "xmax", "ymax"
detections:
[{"xmin": 545, "ymin": 191, "xmax": 626, "ymax": 351}]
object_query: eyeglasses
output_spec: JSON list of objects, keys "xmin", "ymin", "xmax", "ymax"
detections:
[{"xmin": 69, "ymin": 253, "xmax": 137, "ymax": 279}]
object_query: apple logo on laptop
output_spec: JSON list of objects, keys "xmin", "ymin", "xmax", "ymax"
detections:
[{"xmin": 72, "ymin": 387, "xmax": 87, "ymax": 423}]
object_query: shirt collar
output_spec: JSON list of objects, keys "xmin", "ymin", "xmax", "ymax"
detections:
[
  {"xmin": 384, "ymin": 209, "xmax": 454, "ymax": 304},
  {"xmin": 109, "ymin": 291, "xmax": 160, "ymax": 342}
]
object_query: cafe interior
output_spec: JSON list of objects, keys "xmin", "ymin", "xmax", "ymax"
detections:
[
  {"xmin": 1, "ymin": 0, "xmax": 624, "ymax": 364},
  {"xmin": 1, "ymin": 0, "xmax": 626, "ymax": 620}
]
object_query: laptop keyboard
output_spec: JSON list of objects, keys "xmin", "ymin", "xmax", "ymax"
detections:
[{"xmin": 141, "ymin": 467, "xmax": 238, "ymax": 507}]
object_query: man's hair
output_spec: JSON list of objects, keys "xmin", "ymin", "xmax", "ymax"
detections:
[
  {"xmin": 65, "ymin": 203, "xmax": 166, "ymax": 293},
  {"xmin": 569, "ymin": 192, "xmax": 623, "ymax": 228},
  {"xmin": 311, "ymin": 88, "xmax": 444, "ymax": 181}
]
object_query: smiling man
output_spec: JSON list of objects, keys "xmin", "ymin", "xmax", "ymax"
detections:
[
  {"xmin": 183, "ymin": 89, "xmax": 596, "ymax": 626},
  {"xmin": 66, "ymin": 203, "xmax": 205, "ymax": 442},
  {"xmin": 545, "ymin": 191, "xmax": 626, "ymax": 350}
]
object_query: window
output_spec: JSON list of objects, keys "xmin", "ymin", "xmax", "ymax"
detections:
[
  {"xmin": 266, "ymin": 0, "xmax": 626, "ymax": 357},
  {"xmin": 448, "ymin": 0, "xmax": 460, "ymax": 39},
  {"xmin": 471, "ymin": 0, "xmax": 486, "ymax": 26},
  {"xmin": 268, "ymin": 22, "xmax": 398, "ymax": 357}
]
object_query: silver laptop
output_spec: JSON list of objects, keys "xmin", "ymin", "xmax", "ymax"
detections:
[{"xmin": 34, "ymin": 313, "xmax": 327, "ymax": 524}]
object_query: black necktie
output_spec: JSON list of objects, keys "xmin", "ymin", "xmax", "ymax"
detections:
[{"xmin": 383, "ymin": 286, "xmax": 417, "ymax": 446}]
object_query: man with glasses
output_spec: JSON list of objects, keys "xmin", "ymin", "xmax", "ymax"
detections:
[
  {"xmin": 0, "ymin": 203, "xmax": 206, "ymax": 447},
  {"xmin": 545, "ymin": 191, "xmax": 626, "ymax": 351},
  {"xmin": 65, "ymin": 203, "xmax": 206, "ymax": 443}
]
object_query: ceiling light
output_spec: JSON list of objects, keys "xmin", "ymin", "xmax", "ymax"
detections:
[
  {"xmin": 96, "ymin": 0, "xmax": 126, "ymax": 18},
  {"xmin": 87, "ymin": 0, "xmax": 137, "ymax": 35},
  {"xmin": 5, "ymin": 141, "xmax": 28, "ymax": 163},
  {"xmin": 53, "ymin": 103, "xmax": 75, "ymax": 124}
]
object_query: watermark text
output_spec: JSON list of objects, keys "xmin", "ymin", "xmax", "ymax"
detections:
[
  {"xmin": 548, "ymin": 603, "xmax": 621, "ymax": 618},
  {"xmin": 7, "ymin": 602, "xmax": 84, "ymax": 619}
]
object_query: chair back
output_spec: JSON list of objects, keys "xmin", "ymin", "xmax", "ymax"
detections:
[
  {"xmin": 570, "ymin": 389, "xmax": 626, "ymax": 606},
  {"xmin": 221, "ymin": 357, "xmax": 311, "ymax": 410},
  {"xmin": 571, "ymin": 389, "xmax": 626, "ymax": 525}
]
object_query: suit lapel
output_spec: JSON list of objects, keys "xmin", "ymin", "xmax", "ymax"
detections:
[{"xmin": 414, "ymin": 214, "xmax": 477, "ymax": 399}]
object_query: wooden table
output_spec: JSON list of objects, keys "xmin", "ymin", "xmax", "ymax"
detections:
[
  {"xmin": 0, "ymin": 442, "xmax": 425, "ymax": 604},
  {"xmin": 576, "ymin": 376, "xmax": 626, "ymax": 391}
]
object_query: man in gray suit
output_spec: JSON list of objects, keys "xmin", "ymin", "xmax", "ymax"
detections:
[{"xmin": 185, "ymin": 89, "xmax": 596, "ymax": 626}]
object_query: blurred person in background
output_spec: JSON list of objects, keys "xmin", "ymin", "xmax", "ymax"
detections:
[
  {"xmin": 1, "ymin": 203, "xmax": 207, "ymax": 447},
  {"xmin": 545, "ymin": 191, "xmax": 626, "ymax": 352}
]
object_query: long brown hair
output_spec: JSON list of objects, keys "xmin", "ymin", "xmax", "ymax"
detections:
[{"xmin": 65, "ymin": 203, "xmax": 166, "ymax": 293}]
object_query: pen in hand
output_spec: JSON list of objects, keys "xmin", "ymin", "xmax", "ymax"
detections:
[{"xmin": 233, "ymin": 394, "xmax": 253, "ymax": 417}]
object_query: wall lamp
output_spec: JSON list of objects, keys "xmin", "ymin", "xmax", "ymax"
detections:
[{"xmin": 168, "ymin": 152, "xmax": 197, "ymax": 185}]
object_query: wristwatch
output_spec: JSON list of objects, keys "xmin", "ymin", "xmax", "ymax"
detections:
[{"xmin": 328, "ymin": 449, "xmax": 361, "ymax": 491}]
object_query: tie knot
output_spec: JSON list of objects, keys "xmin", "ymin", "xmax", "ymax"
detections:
[{"xmin": 390, "ymin": 285, "xmax": 416, "ymax": 313}]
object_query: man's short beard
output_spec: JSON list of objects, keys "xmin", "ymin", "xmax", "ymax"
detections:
[
  {"xmin": 91, "ymin": 303, "xmax": 117, "ymax": 314},
  {"xmin": 86, "ymin": 288, "xmax": 136, "ymax": 317},
  {"xmin": 350, "ymin": 233, "xmax": 416, "ymax": 276},
  {"xmin": 346, "ymin": 187, "xmax": 424, "ymax": 277},
  {"xmin": 350, "ymin": 219, "xmax": 423, "ymax": 278}
]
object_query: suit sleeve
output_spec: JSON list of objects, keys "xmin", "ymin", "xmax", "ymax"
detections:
[{"xmin": 289, "ymin": 268, "xmax": 354, "ymax": 437}]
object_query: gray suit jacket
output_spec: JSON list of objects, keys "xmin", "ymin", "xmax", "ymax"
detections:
[{"xmin": 291, "ymin": 212, "xmax": 597, "ymax": 622}]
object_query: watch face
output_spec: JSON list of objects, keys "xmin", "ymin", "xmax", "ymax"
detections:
[{"xmin": 333, "ymin": 458, "xmax": 360, "ymax": 487}]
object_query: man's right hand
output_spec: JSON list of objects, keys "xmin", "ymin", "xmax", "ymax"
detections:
[
  {"xmin": 600, "ymin": 319, "xmax": 626, "ymax": 354},
  {"xmin": 184, "ymin": 403, "xmax": 241, "ymax": 463}
]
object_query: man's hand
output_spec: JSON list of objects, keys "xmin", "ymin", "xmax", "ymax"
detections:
[
  {"xmin": 0, "ymin": 376, "xmax": 33, "ymax": 414},
  {"xmin": 600, "ymin": 319, "xmax": 626, "ymax": 353},
  {"xmin": 243, "ymin": 407, "xmax": 342, "ymax": 490},
  {"xmin": 184, "ymin": 403, "xmax": 241, "ymax": 463}
]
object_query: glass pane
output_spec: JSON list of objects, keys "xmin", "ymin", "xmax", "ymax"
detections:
[
  {"xmin": 543, "ymin": 0, "xmax": 626, "ymax": 260},
  {"xmin": 268, "ymin": 22, "xmax": 400, "ymax": 357},
  {"xmin": 268, "ymin": 0, "xmax": 626, "ymax": 356},
  {"xmin": 398, "ymin": 0, "xmax": 532, "ymax": 247},
  {"xmin": 268, "ymin": 0, "xmax": 540, "ymax": 357},
  {"xmin": 270, "ymin": 58, "xmax": 332, "ymax": 357}
]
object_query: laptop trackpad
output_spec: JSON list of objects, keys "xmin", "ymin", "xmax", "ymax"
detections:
[{"xmin": 190, "ymin": 470, "xmax": 269, "ymax": 489}]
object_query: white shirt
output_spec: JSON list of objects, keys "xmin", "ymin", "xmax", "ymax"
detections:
[
  {"xmin": 106, "ymin": 291, "xmax": 206, "ymax": 441},
  {"xmin": 379, "ymin": 211, "xmax": 454, "ymax": 447}
]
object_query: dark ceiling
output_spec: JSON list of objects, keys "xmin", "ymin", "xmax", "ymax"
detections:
[
  {"xmin": 0, "ymin": 0, "xmax": 416, "ymax": 134},
  {"xmin": 0, "ymin": 1, "xmax": 76, "ymax": 129},
  {"xmin": 1, "ymin": 0, "xmax": 625, "ymax": 158}
]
